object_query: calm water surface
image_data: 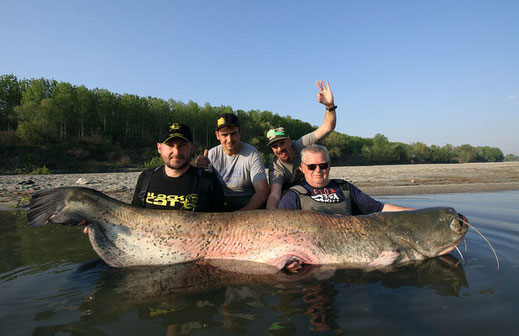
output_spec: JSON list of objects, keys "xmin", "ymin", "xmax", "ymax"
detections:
[{"xmin": 1, "ymin": 191, "xmax": 518, "ymax": 335}]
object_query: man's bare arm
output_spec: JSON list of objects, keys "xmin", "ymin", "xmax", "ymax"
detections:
[
  {"xmin": 382, "ymin": 204, "xmax": 415, "ymax": 212},
  {"xmin": 313, "ymin": 81, "xmax": 337, "ymax": 140},
  {"xmin": 240, "ymin": 179, "xmax": 269, "ymax": 211},
  {"xmin": 266, "ymin": 183, "xmax": 283, "ymax": 209}
]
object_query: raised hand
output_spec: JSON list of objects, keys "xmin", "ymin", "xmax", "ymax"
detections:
[
  {"xmin": 195, "ymin": 149, "xmax": 210, "ymax": 169},
  {"xmin": 316, "ymin": 81, "xmax": 334, "ymax": 108}
]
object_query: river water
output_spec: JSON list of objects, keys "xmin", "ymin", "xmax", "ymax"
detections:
[{"xmin": 1, "ymin": 191, "xmax": 518, "ymax": 335}]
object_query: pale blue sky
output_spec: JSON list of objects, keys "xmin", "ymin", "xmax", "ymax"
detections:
[{"xmin": 2, "ymin": 0, "xmax": 518, "ymax": 155}]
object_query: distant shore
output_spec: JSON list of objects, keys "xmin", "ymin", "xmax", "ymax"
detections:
[{"xmin": 1, "ymin": 161, "xmax": 518, "ymax": 210}]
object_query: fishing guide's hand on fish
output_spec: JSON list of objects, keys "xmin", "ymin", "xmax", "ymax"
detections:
[{"xmin": 266, "ymin": 81, "xmax": 338, "ymax": 210}]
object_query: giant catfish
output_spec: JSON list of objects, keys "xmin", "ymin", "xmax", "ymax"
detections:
[{"xmin": 27, "ymin": 187, "xmax": 468, "ymax": 269}]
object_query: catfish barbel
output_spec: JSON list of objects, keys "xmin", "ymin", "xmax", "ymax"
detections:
[{"xmin": 27, "ymin": 187, "xmax": 468, "ymax": 269}]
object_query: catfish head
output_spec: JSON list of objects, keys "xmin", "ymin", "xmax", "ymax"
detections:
[{"xmin": 377, "ymin": 207, "xmax": 468, "ymax": 261}]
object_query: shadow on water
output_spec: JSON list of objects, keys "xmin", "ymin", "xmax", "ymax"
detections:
[{"xmin": 32, "ymin": 255, "xmax": 467, "ymax": 335}]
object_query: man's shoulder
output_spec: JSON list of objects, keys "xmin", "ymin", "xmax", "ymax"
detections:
[
  {"xmin": 270, "ymin": 155, "xmax": 279, "ymax": 166},
  {"xmin": 278, "ymin": 188, "xmax": 300, "ymax": 209},
  {"xmin": 270, "ymin": 155, "xmax": 289, "ymax": 170},
  {"xmin": 330, "ymin": 179, "xmax": 348, "ymax": 186},
  {"xmin": 208, "ymin": 144, "xmax": 223, "ymax": 157},
  {"xmin": 324, "ymin": 179, "xmax": 352, "ymax": 193},
  {"xmin": 294, "ymin": 132, "xmax": 317, "ymax": 150},
  {"xmin": 289, "ymin": 184, "xmax": 309, "ymax": 195},
  {"xmin": 288, "ymin": 181, "xmax": 313, "ymax": 193},
  {"xmin": 139, "ymin": 165, "xmax": 162, "ymax": 178},
  {"xmin": 240, "ymin": 143, "xmax": 262, "ymax": 156}
]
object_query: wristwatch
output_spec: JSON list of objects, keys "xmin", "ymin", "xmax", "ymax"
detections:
[{"xmin": 326, "ymin": 105, "xmax": 337, "ymax": 112}]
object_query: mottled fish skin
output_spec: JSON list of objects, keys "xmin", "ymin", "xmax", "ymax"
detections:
[{"xmin": 27, "ymin": 187, "xmax": 468, "ymax": 268}]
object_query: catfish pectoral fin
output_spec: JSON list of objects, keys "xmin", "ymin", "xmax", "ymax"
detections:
[
  {"xmin": 27, "ymin": 188, "xmax": 66, "ymax": 226},
  {"xmin": 27, "ymin": 187, "xmax": 88, "ymax": 227},
  {"xmin": 368, "ymin": 250, "xmax": 401, "ymax": 268}
]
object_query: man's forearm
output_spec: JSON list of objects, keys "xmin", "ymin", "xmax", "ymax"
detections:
[
  {"xmin": 241, "ymin": 190, "xmax": 269, "ymax": 211},
  {"xmin": 266, "ymin": 193, "xmax": 281, "ymax": 209},
  {"xmin": 266, "ymin": 183, "xmax": 283, "ymax": 209},
  {"xmin": 314, "ymin": 109, "xmax": 337, "ymax": 140},
  {"xmin": 382, "ymin": 204, "xmax": 415, "ymax": 212}
]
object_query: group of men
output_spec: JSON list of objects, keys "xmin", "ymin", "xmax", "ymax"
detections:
[{"xmin": 131, "ymin": 81, "xmax": 412, "ymax": 215}]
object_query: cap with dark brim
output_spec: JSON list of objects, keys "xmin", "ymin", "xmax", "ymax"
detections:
[
  {"xmin": 266, "ymin": 127, "xmax": 290, "ymax": 146},
  {"xmin": 267, "ymin": 136, "xmax": 290, "ymax": 147},
  {"xmin": 216, "ymin": 113, "xmax": 240, "ymax": 131},
  {"xmin": 159, "ymin": 123, "xmax": 193, "ymax": 143}
]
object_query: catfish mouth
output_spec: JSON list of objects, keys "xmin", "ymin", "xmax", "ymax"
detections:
[
  {"xmin": 438, "ymin": 240, "xmax": 463, "ymax": 256},
  {"xmin": 437, "ymin": 214, "xmax": 469, "ymax": 256},
  {"xmin": 452, "ymin": 213, "xmax": 469, "ymax": 235}
]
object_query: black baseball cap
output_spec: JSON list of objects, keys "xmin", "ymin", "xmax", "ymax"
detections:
[
  {"xmin": 159, "ymin": 122, "xmax": 193, "ymax": 143},
  {"xmin": 216, "ymin": 113, "xmax": 240, "ymax": 131}
]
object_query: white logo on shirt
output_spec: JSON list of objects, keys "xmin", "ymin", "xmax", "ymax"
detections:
[{"xmin": 310, "ymin": 193, "xmax": 341, "ymax": 203}]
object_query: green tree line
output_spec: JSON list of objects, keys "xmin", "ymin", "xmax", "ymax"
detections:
[{"xmin": 1, "ymin": 74, "xmax": 513, "ymax": 172}]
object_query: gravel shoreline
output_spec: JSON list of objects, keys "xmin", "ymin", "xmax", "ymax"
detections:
[{"xmin": 1, "ymin": 161, "xmax": 518, "ymax": 210}]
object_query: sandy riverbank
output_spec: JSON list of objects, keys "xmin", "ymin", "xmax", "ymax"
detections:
[{"xmin": 1, "ymin": 162, "xmax": 518, "ymax": 210}]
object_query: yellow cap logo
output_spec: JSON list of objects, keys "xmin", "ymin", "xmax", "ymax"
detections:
[
  {"xmin": 169, "ymin": 123, "xmax": 181, "ymax": 131},
  {"xmin": 217, "ymin": 117, "xmax": 225, "ymax": 127}
]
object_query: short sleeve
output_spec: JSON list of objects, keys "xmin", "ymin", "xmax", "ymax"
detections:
[
  {"xmin": 269, "ymin": 159, "xmax": 286, "ymax": 185},
  {"xmin": 293, "ymin": 132, "xmax": 317, "ymax": 151},
  {"xmin": 349, "ymin": 183, "xmax": 384, "ymax": 214},
  {"xmin": 278, "ymin": 190, "xmax": 300, "ymax": 209},
  {"xmin": 249, "ymin": 150, "xmax": 267, "ymax": 183}
]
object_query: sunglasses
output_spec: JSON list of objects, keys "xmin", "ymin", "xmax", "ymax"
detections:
[{"xmin": 304, "ymin": 162, "xmax": 330, "ymax": 170}]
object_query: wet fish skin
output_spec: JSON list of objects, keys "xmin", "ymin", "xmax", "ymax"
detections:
[{"xmin": 27, "ymin": 187, "xmax": 468, "ymax": 268}]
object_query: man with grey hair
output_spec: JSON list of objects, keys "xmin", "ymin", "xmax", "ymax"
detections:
[{"xmin": 278, "ymin": 144, "xmax": 413, "ymax": 215}]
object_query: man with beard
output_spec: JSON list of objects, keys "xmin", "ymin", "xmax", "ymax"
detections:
[
  {"xmin": 266, "ymin": 81, "xmax": 337, "ymax": 209},
  {"xmin": 131, "ymin": 122, "xmax": 224, "ymax": 211}
]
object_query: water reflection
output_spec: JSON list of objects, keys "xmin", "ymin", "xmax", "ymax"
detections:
[
  {"xmin": 5, "ymin": 190, "xmax": 519, "ymax": 335},
  {"xmin": 32, "ymin": 256, "xmax": 467, "ymax": 334}
]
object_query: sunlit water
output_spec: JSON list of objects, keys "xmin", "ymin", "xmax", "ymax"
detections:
[{"xmin": 1, "ymin": 191, "xmax": 518, "ymax": 335}]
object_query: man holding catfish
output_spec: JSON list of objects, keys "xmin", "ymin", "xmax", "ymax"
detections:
[
  {"xmin": 131, "ymin": 122, "xmax": 224, "ymax": 211},
  {"xmin": 278, "ymin": 144, "xmax": 414, "ymax": 214}
]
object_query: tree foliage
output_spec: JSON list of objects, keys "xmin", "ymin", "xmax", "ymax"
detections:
[
  {"xmin": 0, "ymin": 74, "xmax": 510, "ymax": 168},
  {"xmin": 0, "ymin": 74, "xmax": 24, "ymax": 131}
]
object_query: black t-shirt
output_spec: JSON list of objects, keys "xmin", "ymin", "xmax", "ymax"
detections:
[{"xmin": 131, "ymin": 165, "xmax": 225, "ymax": 212}]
